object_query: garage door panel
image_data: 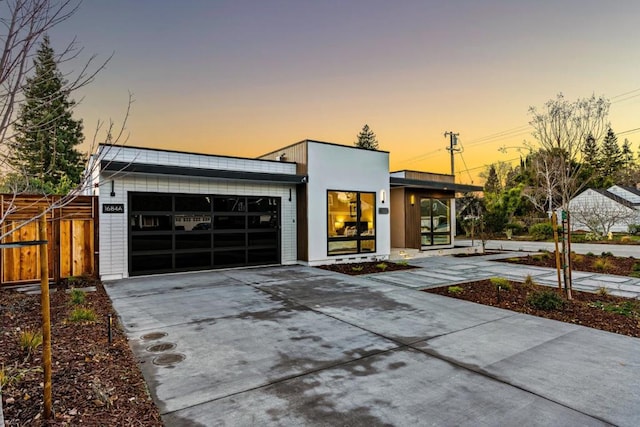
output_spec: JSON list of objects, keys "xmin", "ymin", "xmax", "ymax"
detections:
[{"xmin": 129, "ymin": 193, "xmax": 280, "ymax": 276}]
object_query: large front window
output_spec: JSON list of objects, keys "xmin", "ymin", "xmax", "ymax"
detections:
[
  {"xmin": 420, "ymin": 198, "xmax": 451, "ymax": 246},
  {"xmin": 327, "ymin": 191, "xmax": 375, "ymax": 255}
]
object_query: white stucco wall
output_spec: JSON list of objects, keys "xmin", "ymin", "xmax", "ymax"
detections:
[
  {"xmin": 305, "ymin": 142, "xmax": 390, "ymax": 265},
  {"xmin": 94, "ymin": 146, "xmax": 298, "ymax": 280}
]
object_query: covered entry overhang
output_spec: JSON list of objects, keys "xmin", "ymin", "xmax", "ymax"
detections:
[{"xmin": 389, "ymin": 171, "xmax": 481, "ymax": 250}]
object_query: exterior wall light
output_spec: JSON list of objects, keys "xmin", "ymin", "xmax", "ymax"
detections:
[
  {"xmin": 410, "ymin": 194, "xmax": 415, "ymax": 206},
  {"xmin": 380, "ymin": 189, "xmax": 386, "ymax": 204}
]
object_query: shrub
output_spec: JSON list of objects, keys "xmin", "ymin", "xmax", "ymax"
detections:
[
  {"xmin": 633, "ymin": 262, "xmax": 640, "ymax": 272},
  {"xmin": 620, "ymin": 235, "xmax": 632, "ymax": 243},
  {"xmin": 527, "ymin": 290, "xmax": 565, "ymax": 310},
  {"xmin": 19, "ymin": 329, "xmax": 43, "ymax": 358},
  {"xmin": 69, "ymin": 307, "xmax": 96, "ymax": 322},
  {"xmin": 586, "ymin": 252, "xmax": 594, "ymax": 257},
  {"xmin": 448, "ymin": 286, "xmax": 464, "ymax": 294},
  {"xmin": 69, "ymin": 288, "xmax": 86, "ymax": 305},
  {"xmin": 603, "ymin": 301, "xmax": 640, "ymax": 317},
  {"xmin": 585, "ymin": 232, "xmax": 602, "ymax": 241},
  {"xmin": 592, "ymin": 258, "xmax": 614, "ymax": 272},
  {"xmin": 375, "ymin": 262, "xmax": 388, "ymax": 271},
  {"xmin": 628, "ymin": 224, "xmax": 640, "ymax": 235},
  {"xmin": 601, "ymin": 251, "xmax": 614, "ymax": 258},
  {"xmin": 395, "ymin": 260, "xmax": 409, "ymax": 266},
  {"xmin": 529, "ymin": 222, "xmax": 554, "ymax": 241},
  {"xmin": 351, "ymin": 265, "xmax": 364, "ymax": 272},
  {"xmin": 504, "ymin": 223, "xmax": 524, "ymax": 235},
  {"xmin": 596, "ymin": 286, "xmax": 609, "ymax": 296},
  {"xmin": 490, "ymin": 277, "xmax": 511, "ymax": 291},
  {"xmin": 571, "ymin": 253, "xmax": 585, "ymax": 263}
]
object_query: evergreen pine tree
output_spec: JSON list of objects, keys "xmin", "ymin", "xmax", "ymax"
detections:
[
  {"xmin": 582, "ymin": 133, "xmax": 600, "ymax": 170},
  {"xmin": 483, "ymin": 165, "xmax": 501, "ymax": 193},
  {"xmin": 599, "ymin": 127, "xmax": 622, "ymax": 186},
  {"xmin": 354, "ymin": 124, "xmax": 379, "ymax": 150},
  {"xmin": 10, "ymin": 36, "xmax": 85, "ymax": 193},
  {"xmin": 581, "ymin": 133, "xmax": 603, "ymax": 187},
  {"xmin": 621, "ymin": 138, "xmax": 634, "ymax": 165}
]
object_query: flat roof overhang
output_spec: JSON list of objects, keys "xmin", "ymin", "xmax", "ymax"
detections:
[
  {"xmin": 390, "ymin": 177, "xmax": 482, "ymax": 193},
  {"xmin": 101, "ymin": 160, "xmax": 308, "ymax": 184}
]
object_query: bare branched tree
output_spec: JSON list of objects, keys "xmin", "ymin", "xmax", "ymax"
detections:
[
  {"xmin": 529, "ymin": 93, "xmax": 610, "ymax": 298},
  {"xmin": 0, "ymin": 0, "xmax": 128, "ymax": 240},
  {"xmin": 522, "ymin": 150, "xmax": 563, "ymax": 215},
  {"xmin": 528, "ymin": 93, "xmax": 610, "ymax": 209},
  {"xmin": 569, "ymin": 190, "xmax": 639, "ymax": 236}
]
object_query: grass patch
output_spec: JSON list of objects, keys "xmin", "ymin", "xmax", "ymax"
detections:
[
  {"xmin": 375, "ymin": 262, "xmax": 388, "ymax": 271},
  {"xmin": 447, "ymin": 286, "xmax": 464, "ymax": 294},
  {"xmin": 19, "ymin": 329, "xmax": 43, "ymax": 359},
  {"xmin": 589, "ymin": 300, "xmax": 640, "ymax": 317},
  {"xmin": 592, "ymin": 258, "xmax": 614, "ymax": 271},
  {"xmin": 490, "ymin": 277, "xmax": 511, "ymax": 291},
  {"xmin": 69, "ymin": 307, "xmax": 97, "ymax": 322},
  {"xmin": 69, "ymin": 288, "xmax": 86, "ymax": 305}
]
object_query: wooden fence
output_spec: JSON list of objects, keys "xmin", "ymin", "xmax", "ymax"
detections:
[{"xmin": 0, "ymin": 195, "xmax": 98, "ymax": 286}]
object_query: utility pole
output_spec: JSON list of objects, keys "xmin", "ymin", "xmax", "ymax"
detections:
[{"xmin": 444, "ymin": 131, "xmax": 460, "ymax": 177}]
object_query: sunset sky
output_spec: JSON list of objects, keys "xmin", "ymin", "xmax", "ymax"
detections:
[{"xmin": 50, "ymin": 1, "xmax": 640, "ymax": 184}]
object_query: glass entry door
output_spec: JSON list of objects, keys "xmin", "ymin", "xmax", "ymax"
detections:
[{"xmin": 420, "ymin": 198, "xmax": 451, "ymax": 246}]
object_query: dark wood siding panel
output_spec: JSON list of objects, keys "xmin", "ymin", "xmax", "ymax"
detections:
[
  {"xmin": 404, "ymin": 192, "xmax": 421, "ymax": 249},
  {"xmin": 296, "ymin": 184, "xmax": 308, "ymax": 261}
]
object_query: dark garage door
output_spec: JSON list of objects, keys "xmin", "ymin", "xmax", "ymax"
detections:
[{"xmin": 129, "ymin": 193, "xmax": 280, "ymax": 276}]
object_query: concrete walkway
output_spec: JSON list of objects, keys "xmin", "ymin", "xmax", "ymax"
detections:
[
  {"xmin": 374, "ymin": 252, "xmax": 640, "ymax": 299},
  {"xmin": 462, "ymin": 239, "xmax": 640, "ymax": 258},
  {"xmin": 105, "ymin": 260, "xmax": 640, "ymax": 426}
]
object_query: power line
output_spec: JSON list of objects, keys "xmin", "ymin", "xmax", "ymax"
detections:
[{"xmin": 397, "ymin": 87, "xmax": 640, "ymax": 168}]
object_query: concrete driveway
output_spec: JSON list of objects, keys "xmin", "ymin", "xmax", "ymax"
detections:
[{"xmin": 105, "ymin": 263, "xmax": 640, "ymax": 426}]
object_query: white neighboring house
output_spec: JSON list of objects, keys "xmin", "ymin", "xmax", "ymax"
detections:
[{"xmin": 569, "ymin": 186, "xmax": 640, "ymax": 234}]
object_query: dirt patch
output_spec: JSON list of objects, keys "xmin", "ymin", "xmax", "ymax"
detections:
[
  {"xmin": 0, "ymin": 280, "xmax": 162, "ymax": 426},
  {"xmin": 316, "ymin": 261, "xmax": 416, "ymax": 275},
  {"xmin": 424, "ymin": 279, "xmax": 640, "ymax": 338},
  {"xmin": 497, "ymin": 252, "xmax": 639, "ymax": 276}
]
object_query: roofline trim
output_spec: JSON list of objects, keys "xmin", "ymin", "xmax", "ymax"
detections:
[
  {"xmin": 390, "ymin": 177, "xmax": 482, "ymax": 193},
  {"xmin": 101, "ymin": 160, "xmax": 307, "ymax": 184}
]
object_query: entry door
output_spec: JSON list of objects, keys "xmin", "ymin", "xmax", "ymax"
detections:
[{"xmin": 420, "ymin": 198, "xmax": 451, "ymax": 247}]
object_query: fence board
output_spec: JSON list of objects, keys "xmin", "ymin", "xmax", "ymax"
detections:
[{"xmin": 1, "ymin": 195, "xmax": 97, "ymax": 285}]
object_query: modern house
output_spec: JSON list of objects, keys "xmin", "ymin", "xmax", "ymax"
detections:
[
  {"xmin": 569, "ymin": 185, "xmax": 640, "ymax": 233},
  {"xmin": 88, "ymin": 140, "xmax": 481, "ymax": 280}
]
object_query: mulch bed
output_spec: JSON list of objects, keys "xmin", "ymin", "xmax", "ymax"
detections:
[
  {"xmin": 498, "ymin": 252, "xmax": 638, "ymax": 276},
  {"xmin": 0, "ymin": 278, "xmax": 162, "ymax": 426},
  {"xmin": 317, "ymin": 261, "xmax": 416, "ymax": 275},
  {"xmin": 424, "ymin": 280, "xmax": 640, "ymax": 338}
]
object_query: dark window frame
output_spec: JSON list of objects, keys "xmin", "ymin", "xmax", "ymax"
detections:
[
  {"xmin": 326, "ymin": 190, "xmax": 376, "ymax": 256},
  {"xmin": 419, "ymin": 197, "xmax": 452, "ymax": 247}
]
